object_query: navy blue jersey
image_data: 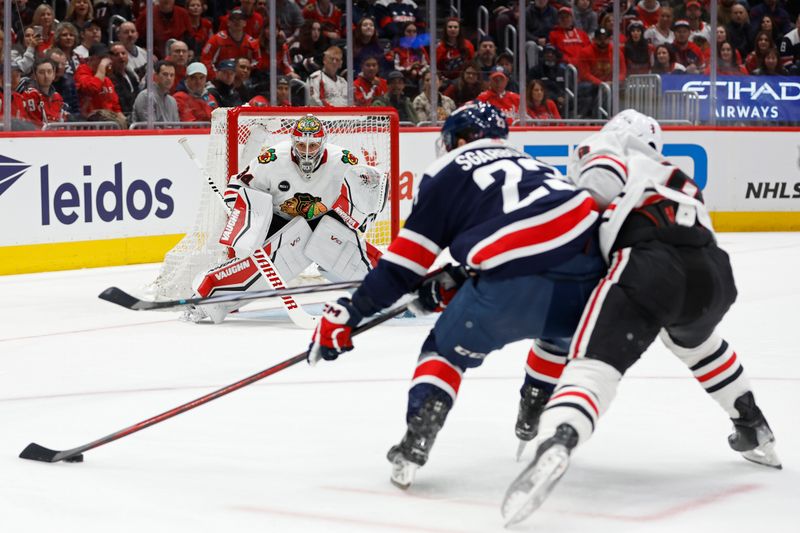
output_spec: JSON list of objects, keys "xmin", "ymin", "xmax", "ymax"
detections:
[{"xmin": 354, "ymin": 138, "xmax": 599, "ymax": 314}]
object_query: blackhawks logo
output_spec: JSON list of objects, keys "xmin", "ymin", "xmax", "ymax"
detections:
[
  {"xmin": 341, "ymin": 150, "xmax": 359, "ymax": 165},
  {"xmin": 257, "ymin": 148, "xmax": 277, "ymax": 164},
  {"xmin": 280, "ymin": 192, "xmax": 328, "ymax": 220},
  {"xmin": 295, "ymin": 116, "xmax": 323, "ymax": 133}
]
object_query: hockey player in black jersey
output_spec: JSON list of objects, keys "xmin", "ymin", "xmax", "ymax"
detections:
[
  {"xmin": 502, "ymin": 110, "xmax": 781, "ymax": 526},
  {"xmin": 307, "ymin": 102, "xmax": 606, "ymax": 489}
]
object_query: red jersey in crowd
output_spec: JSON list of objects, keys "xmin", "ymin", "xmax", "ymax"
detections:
[
  {"xmin": 353, "ymin": 75, "xmax": 388, "ymax": 106},
  {"xmin": 548, "ymin": 26, "xmax": 592, "ymax": 65},
  {"xmin": 673, "ymin": 40, "xmax": 705, "ymax": 71},
  {"xmin": 634, "ymin": 4, "xmax": 661, "ymax": 28},
  {"xmin": 303, "ymin": 2, "xmax": 343, "ymax": 38},
  {"xmin": 577, "ymin": 42, "xmax": 627, "ymax": 84},
  {"xmin": 74, "ymin": 63, "xmax": 122, "ymax": 115},
  {"xmin": 476, "ymin": 89, "xmax": 520, "ymax": 122},
  {"xmin": 135, "ymin": 6, "xmax": 192, "ymax": 59},
  {"xmin": 527, "ymin": 100, "xmax": 561, "ymax": 120},
  {"xmin": 18, "ymin": 85, "xmax": 65, "ymax": 127},
  {"xmin": 219, "ymin": 11, "xmax": 265, "ymax": 39},
  {"xmin": 436, "ymin": 40, "xmax": 475, "ymax": 79},
  {"xmin": 188, "ymin": 18, "xmax": 213, "ymax": 52},
  {"xmin": 255, "ymin": 42, "xmax": 295, "ymax": 76},
  {"xmin": 201, "ymin": 32, "xmax": 261, "ymax": 76},
  {"xmin": 174, "ymin": 90, "xmax": 218, "ymax": 122}
]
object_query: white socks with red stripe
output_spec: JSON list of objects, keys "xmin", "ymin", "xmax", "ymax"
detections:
[
  {"xmin": 660, "ymin": 331, "xmax": 752, "ymax": 419},
  {"xmin": 536, "ymin": 358, "xmax": 622, "ymax": 447}
]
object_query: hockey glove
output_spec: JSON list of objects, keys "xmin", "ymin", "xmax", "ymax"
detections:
[
  {"xmin": 308, "ymin": 297, "xmax": 363, "ymax": 366},
  {"xmin": 410, "ymin": 264, "xmax": 472, "ymax": 315}
]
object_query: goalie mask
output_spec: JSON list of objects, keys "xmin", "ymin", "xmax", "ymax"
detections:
[{"xmin": 291, "ymin": 115, "xmax": 327, "ymax": 178}]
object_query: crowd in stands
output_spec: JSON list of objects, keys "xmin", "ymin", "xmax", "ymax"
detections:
[{"xmin": 1, "ymin": 0, "xmax": 799, "ymax": 129}]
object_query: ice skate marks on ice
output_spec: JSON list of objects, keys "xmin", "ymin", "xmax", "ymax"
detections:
[{"xmin": 501, "ymin": 444, "xmax": 571, "ymax": 527}]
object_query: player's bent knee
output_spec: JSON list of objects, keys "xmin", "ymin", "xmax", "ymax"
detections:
[
  {"xmin": 660, "ymin": 330, "xmax": 723, "ymax": 367},
  {"xmin": 305, "ymin": 215, "xmax": 371, "ymax": 282},
  {"xmin": 263, "ymin": 217, "xmax": 314, "ymax": 282}
]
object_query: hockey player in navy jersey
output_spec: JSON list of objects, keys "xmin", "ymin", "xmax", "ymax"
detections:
[
  {"xmin": 502, "ymin": 110, "xmax": 782, "ymax": 526},
  {"xmin": 308, "ymin": 102, "xmax": 606, "ymax": 488}
]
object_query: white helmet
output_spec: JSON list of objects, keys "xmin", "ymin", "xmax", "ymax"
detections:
[
  {"xmin": 601, "ymin": 109, "xmax": 663, "ymax": 153},
  {"xmin": 291, "ymin": 114, "xmax": 327, "ymax": 178}
]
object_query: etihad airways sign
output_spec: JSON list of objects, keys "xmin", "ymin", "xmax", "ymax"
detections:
[{"xmin": 661, "ymin": 74, "xmax": 800, "ymax": 122}]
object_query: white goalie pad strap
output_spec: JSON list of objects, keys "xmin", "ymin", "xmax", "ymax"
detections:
[
  {"xmin": 262, "ymin": 217, "xmax": 314, "ymax": 283},
  {"xmin": 331, "ymin": 165, "xmax": 389, "ymax": 230},
  {"xmin": 219, "ymin": 187, "xmax": 274, "ymax": 257},
  {"xmin": 305, "ymin": 215, "xmax": 371, "ymax": 282}
]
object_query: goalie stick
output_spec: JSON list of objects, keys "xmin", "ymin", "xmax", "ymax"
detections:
[
  {"xmin": 18, "ymin": 301, "xmax": 411, "ymax": 464},
  {"xmin": 99, "ymin": 280, "xmax": 363, "ymax": 311},
  {"xmin": 178, "ymin": 137, "xmax": 316, "ymax": 329}
]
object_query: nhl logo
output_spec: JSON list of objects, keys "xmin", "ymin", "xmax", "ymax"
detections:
[{"xmin": 278, "ymin": 181, "xmax": 290, "ymax": 192}]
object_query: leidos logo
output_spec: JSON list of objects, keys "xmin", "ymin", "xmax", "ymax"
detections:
[
  {"xmin": 41, "ymin": 162, "xmax": 174, "ymax": 225},
  {"xmin": 1, "ymin": 155, "xmax": 175, "ymax": 224},
  {"xmin": 0, "ymin": 155, "xmax": 31, "ymax": 196}
]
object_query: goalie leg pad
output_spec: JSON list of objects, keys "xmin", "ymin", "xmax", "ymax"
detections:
[
  {"xmin": 305, "ymin": 215, "xmax": 371, "ymax": 282},
  {"xmin": 219, "ymin": 187, "xmax": 274, "ymax": 257},
  {"xmin": 191, "ymin": 256, "xmax": 270, "ymax": 323},
  {"xmin": 262, "ymin": 217, "xmax": 314, "ymax": 283}
]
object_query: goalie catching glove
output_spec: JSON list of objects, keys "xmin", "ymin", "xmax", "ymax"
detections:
[
  {"xmin": 409, "ymin": 264, "xmax": 472, "ymax": 315},
  {"xmin": 307, "ymin": 298, "xmax": 363, "ymax": 365}
]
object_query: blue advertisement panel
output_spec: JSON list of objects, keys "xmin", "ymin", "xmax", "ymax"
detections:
[{"xmin": 660, "ymin": 74, "xmax": 800, "ymax": 122}]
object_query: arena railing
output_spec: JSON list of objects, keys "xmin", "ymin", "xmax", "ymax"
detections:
[
  {"xmin": 42, "ymin": 122, "xmax": 122, "ymax": 131},
  {"xmin": 624, "ymin": 75, "xmax": 662, "ymax": 119},
  {"xmin": 129, "ymin": 122, "xmax": 211, "ymax": 130}
]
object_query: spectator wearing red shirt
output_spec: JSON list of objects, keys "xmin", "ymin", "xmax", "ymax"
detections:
[
  {"xmin": 391, "ymin": 22, "xmax": 430, "ymax": 93},
  {"xmin": 354, "ymin": 55, "xmax": 388, "ymax": 106},
  {"xmin": 576, "ymin": 27, "xmax": 625, "ymax": 118},
  {"xmin": 174, "ymin": 62, "xmax": 218, "ymax": 122},
  {"xmin": 549, "ymin": 7, "xmax": 592, "ymax": 66},
  {"xmin": 275, "ymin": 76, "xmax": 294, "ymax": 107},
  {"xmin": 525, "ymin": 79, "xmax": 561, "ymax": 120},
  {"xmin": 634, "ymin": 0, "xmax": 661, "ymax": 29},
  {"xmin": 18, "ymin": 59, "xmax": 66, "ymax": 127},
  {"xmin": 186, "ymin": 0, "xmax": 213, "ymax": 56},
  {"xmin": 303, "ymin": 0, "xmax": 343, "ymax": 40},
  {"xmin": 219, "ymin": 0, "xmax": 264, "ymax": 40},
  {"xmin": 201, "ymin": 9, "xmax": 261, "ymax": 80},
  {"xmin": 135, "ymin": 0, "xmax": 192, "ymax": 60},
  {"xmin": 74, "ymin": 44, "xmax": 126, "ymax": 127},
  {"xmin": 436, "ymin": 17, "xmax": 475, "ymax": 81},
  {"xmin": 476, "ymin": 66, "xmax": 520, "ymax": 123},
  {"xmin": 672, "ymin": 19, "xmax": 705, "ymax": 73}
]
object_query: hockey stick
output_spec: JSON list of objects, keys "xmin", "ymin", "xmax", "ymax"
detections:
[
  {"xmin": 178, "ymin": 138, "xmax": 317, "ymax": 329},
  {"xmin": 99, "ymin": 280, "xmax": 363, "ymax": 312},
  {"xmin": 19, "ymin": 301, "xmax": 411, "ymax": 464}
]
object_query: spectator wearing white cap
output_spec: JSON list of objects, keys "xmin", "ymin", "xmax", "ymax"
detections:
[{"xmin": 174, "ymin": 62, "xmax": 218, "ymax": 122}]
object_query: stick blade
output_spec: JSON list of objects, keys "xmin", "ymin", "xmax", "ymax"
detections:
[
  {"xmin": 20, "ymin": 443, "xmax": 62, "ymax": 462},
  {"xmin": 99, "ymin": 286, "xmax": 143, "ymax": 309}
]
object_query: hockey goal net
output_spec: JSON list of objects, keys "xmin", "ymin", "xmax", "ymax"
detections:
[{"xmin": 147, "ymin": 106, "xmax": 400, "ymax": 300}]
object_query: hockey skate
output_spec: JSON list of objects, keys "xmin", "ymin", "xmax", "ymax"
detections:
[
  {"xmin": 180, "ymin": 303, "xmax": 230, "ymax": 324},
  {"xmin": 501, "ymin": 423, "xmax": 578, "ymax": 527},
  {"xmin": 515, "ymin": 384, "xmax": 551, "ymax": 461},
  {"xmin": 386, "ymin": 396, "xmax": 451, "ymax": 489},
  {"xmin": 728, "ymin": 392, "xmax": 782, "ymax": 469}
]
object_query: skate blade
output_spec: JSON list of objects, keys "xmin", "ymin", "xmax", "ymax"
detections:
[
  {"xmin": 390, "ymin": 457, "xmax": 418, "ymax": 490},
  {"xmin": 515, "ymin": 440, "xmax": 527, "ymax": 462},
  {"xmin": 501, "ymin": 445, "xmax": 570, "ymax": 527},
  {"xmin": 741, "ymin": 441, "xmax": 782, "ymax": 469}
]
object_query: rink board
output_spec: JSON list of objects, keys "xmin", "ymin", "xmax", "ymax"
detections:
[{"xmin": 1, "ymin": 127, "xmax": 799, "ymax": 274}]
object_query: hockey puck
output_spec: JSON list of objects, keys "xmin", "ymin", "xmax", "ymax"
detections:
[{"xmin": 64, "ymin": 454, "xmax": 84, "ymax": 463}]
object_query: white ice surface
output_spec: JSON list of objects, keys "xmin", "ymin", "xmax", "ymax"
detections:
[{"xmin": 1, "ymin": 233, "xmax": 798, "ymax": 533}]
